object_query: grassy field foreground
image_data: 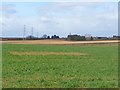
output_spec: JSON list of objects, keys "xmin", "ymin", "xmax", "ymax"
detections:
[{"xmin": 2, "ymin": 44, "xmax": 118, "ymax": 88}]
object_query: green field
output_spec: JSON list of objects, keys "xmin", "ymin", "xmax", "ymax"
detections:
[{"xmin": 2, "ymin": 44, "xmax": 118, "ymax": 88}]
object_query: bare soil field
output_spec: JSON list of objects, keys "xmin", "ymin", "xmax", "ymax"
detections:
[
  {"xmin": 10, "ymin": 51, "xmax": 88, "ymax": 56},
  {"xmin": 1, "ymin": 39, "xmax": 119, "ymax": 45}
]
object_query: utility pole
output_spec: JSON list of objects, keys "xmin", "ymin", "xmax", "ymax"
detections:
[
  {"xmin": 23, "ymin": 25, "xmax": 26, "ymax": 40},
  {"xmin": 31, "ymin": 27, "xmax": 33, "ymax": 36},
  {"xmin": 37, "ymin": 32, "xmax": 39, "ymax": 39}
]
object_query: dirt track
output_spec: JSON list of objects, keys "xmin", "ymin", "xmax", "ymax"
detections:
[{"xmin": 1, "ymin": 39, "xmax": 119, "ymax": 45}]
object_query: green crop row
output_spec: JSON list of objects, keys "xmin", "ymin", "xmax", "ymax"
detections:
[{"xmin": 2, "ymin": 44, "xmax": 118, "ymax": 88}]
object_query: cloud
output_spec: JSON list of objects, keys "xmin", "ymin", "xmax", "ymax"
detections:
[
  {"xmin": 1, "ymin": 4, "xmax": 17, "ymax": 18},
  {"xmin": 36, "ymin": 2, "xmax": 118, "ymax": 36}
]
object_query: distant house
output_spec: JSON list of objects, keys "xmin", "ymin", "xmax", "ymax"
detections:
[
  {"xmin": 85, "ymin": 36, "xmax": 93, "ymax": 41},
  {"xmin": 26, "ymin": 35, "xmax": 37, "ymax": 40},
  {"xmin": 113, "ymin": 35, "xmax": 120, "ymax": 40},
  {"xmin": 97, "ymin": 37, "xmax": 108, "ymax": 40},
  {"xmin": 85, "ymin": 34, "xmax": 93, "ymax": 41},
  {"xmin": 92, "ymin": 37, "xmax": 98, "ymax": 40},
  {"xmin": 67, "ymin": 35, "xmax": 86, "ymax": 41}
]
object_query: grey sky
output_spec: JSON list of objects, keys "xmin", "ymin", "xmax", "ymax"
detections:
[{"xmin": 1, "ymin": 1, "xmax": 118, "ymax": 37}]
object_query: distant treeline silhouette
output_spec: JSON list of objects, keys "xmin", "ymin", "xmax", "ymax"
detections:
[{"xmin": 1, "ymin": 34, "xmax": 120, "ymax": 41}]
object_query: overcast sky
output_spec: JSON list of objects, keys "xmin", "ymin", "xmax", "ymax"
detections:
[{"xmin": 0, "ymin": 0, "xmax": 118, "ymax": 37}]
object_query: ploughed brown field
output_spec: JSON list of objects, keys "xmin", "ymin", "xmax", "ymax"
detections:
[{"xmin": 1, "ymin": 39, "xmax": 119, "ymax": 45}]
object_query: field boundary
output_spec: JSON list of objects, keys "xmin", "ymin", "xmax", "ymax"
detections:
[{"xmin": 1, "ymin": 40, "xmax": 119, "ymax": 45}]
